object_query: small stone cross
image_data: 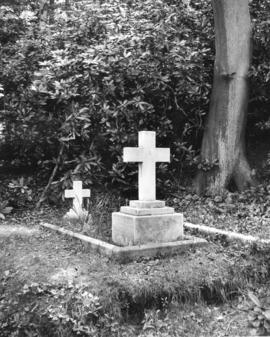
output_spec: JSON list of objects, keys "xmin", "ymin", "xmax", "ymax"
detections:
[
  {"xmin": 123, "ymin": 131, "xmax": 170, "ymax": 201},
  {"xmin": 64, "ymin": 181, "xmax": 90, "ymax": 215}
]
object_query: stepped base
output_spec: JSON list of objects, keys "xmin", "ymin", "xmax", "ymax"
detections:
[{"xmin": 63, "ymin": 208, "xmax": 88, "ymax": 220}]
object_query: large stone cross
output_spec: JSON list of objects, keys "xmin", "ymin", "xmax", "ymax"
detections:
[
  {"xmin": 64, "ymin": 181, "xmax": 90, "ymax": 215},
  {"xmin": 123, "ymin": 131, "xmax": 170, "ymax": 201}
]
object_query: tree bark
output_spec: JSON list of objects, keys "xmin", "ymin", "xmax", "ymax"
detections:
[{"xmin": 195, "ymin": 0, "xmax": 255, "ymax": 195}]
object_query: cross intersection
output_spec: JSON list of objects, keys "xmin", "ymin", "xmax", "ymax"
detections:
[
  {"xmin": 123, "ymin": 131, "xmax": 170, "ymax": 201},
  {"xmin": 64, "ymin": 181, "xmax": 90, "ymax": 214}
]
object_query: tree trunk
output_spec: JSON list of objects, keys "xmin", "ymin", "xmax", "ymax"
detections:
[{"xmin": 195, "ymin": 0, "xmax": 255, "ymax": 195}]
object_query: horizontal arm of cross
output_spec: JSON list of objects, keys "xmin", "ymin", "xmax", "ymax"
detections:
[
  {"xmin": 154, "ymin": 148, "xmax": 170, "ymax": 162},
  {"xmin": 65, "ymin": 190, "xmax": 75, "ymax": 198},
  {"xmin": 124, "ymin": 147, "xmax": 170, "ymax": 163},
  {"xmin": 82, "ymin": 190, "xmax": 91, "ymax": 197},
  {"xmin": 123, "ymin": 147, "xmax": 144, "ymax": 162}
]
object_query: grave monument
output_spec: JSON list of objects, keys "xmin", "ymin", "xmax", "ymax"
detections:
[
  {"xmin": 42, "ymin": 130, "xmax": 207, "ymax": 261},
  {"xmin": 64, "ymin": 180, "xmax": 90, "ymax": 219},
  {"xmin": 112, "ymin": 131, "xmax": 183, "ymax": 246}
]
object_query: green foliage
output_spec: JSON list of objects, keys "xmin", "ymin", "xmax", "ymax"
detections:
[
  {"xmin": 249, "ymin": 1, "xmax": 270, "ymax": 135},
  {"xmin": 0, "ymin": 177, "xmax": 36, "ymax": 209},
  {"xmin": 140, "ymin": 309, "xmax": 173, "ymax": 337},
  {"xmin": 0, "ymin": 281, "xmax": 136, "ymax": 336},
  {"xmin": 9, "ymin": 176, "xmax": 33, "ymax": 201},
  {"xmin": 246, "ymin": 291, "xmax": 270, "ymax": 336},
  {"xmin": 0, "ymin": 0, "xmax": 214, "ymax": 198},
  {"xmin": 0, "ymin": 0, "xmax": 269, "ymax": 199},
  {"xmin": 0, "ymin": 200, "xmax": 13, "ymax": 220}
]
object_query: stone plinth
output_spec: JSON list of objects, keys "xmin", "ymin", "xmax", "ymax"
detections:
[
  {"xmin": 112, "ymin": 209, "xmax": 183, "ymax": 246},
  {"xmin": 63, "ymin": 208, "xmax": 88, "ymax": 220},
  {"xmin": 129, "ymin": 200, "xmax": 165, "ymax": 208},
  {"xmin": 120, "ymin": 206, "xmax": 174, "ymax": 216}
]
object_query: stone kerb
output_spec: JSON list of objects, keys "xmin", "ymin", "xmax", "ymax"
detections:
[{"xmin": 40, "ymin": 222, "xmax": 207, "ymax": 263}]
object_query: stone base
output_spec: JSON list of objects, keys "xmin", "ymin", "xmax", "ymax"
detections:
[
  {"xmin": 63, "ymin": 208, "xmax": 88, "ymax": 220},
  {"xmin": 112, "ymin": 212, "xmax": 183, "ymax": 246},
  {"xmin": 120, "ymin": 206, "xmax": 174, "ymax": 216},
  {"xmin": 129, "ymin": 200, "xmax": 165, "ymax": 208}
]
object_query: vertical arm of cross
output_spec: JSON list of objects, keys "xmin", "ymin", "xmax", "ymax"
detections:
[
  {"xmin": 123, "ymin": 131, "xmax": 170, "ymax": 201},
  {"xmin": 138, "ymin": 132, "xmax": 155, "ymax": 200}
]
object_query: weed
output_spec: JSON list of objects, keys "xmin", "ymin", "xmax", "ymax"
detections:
[{"xmin": 0, "ymin": 200, "xmax": 12, "ymax": 220}]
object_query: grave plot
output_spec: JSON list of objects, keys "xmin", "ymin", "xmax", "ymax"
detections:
[
  {"xmin": 0, "ymin": 210, "xmax": 269, "ymax": 337},
  {"xmin": 41, "ymin": 131, "xmax": 207, "ymax": 262}
]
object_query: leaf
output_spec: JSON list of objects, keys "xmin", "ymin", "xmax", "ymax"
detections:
[
  {"xmin": 252, "ymin": 319, "xmax": 261, "ymax": 328},
  {"xmin": 2, "ymin": 207, "xmax": 13, "ymax": 214},
  {"xmin": 248, "ymin": 291, "xmax": 262, "ymax": 308},
  {"xmin": 0, "ymin": 201, "xmax": 8, "ymax": 208},
  {"xmin": 249, "ymin": 328, "xmax": 259, "ymax": 336},
  {"xmin": 264, "ymin": 320, "xmax": 270, "ymax": 331},
  {"xmin": 263, "ymin": 309, "xmax": 270, "ymax": 321},
  {"xmin": 0, "ymin": 213, "xmax": 5, "ymax": 220}
]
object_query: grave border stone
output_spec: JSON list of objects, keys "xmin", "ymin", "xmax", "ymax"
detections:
[{"xmin": 40, "ymin": 222, "xmax": 208, "ymax": 263}]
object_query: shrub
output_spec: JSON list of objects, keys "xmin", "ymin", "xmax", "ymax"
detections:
[
  {"xmin": 1, "ymin": 0, "xmax": 213, "ymax": 194},
  {"xmin": 246, "ymin": 291, "xmax": 270, "ymax": 336},
  {"xmin": 0, "ymin": 0, "xmax": 269, "ymax": 199},
  {"xmin": 249, "ymin": 1, "xmax": 270, "ymax": 136},
  {"xmin": 0, "ymin": 282, "xmax": 136, "ymax": 337}
]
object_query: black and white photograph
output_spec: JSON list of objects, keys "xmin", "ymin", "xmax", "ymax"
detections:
[{"xmin": 0, "ymin": 0, "xmax": 270, "ymax": 336}]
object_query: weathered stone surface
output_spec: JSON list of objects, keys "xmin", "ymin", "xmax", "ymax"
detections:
[
  {"xmin": 129, "ymin": 200, "xmax": 165, "ymax": 208},
  {"xmin": 112, "ymin": 212, "xmax": 183, "ymax": 246},
  {"xmin": 120, "ymin": 206, "xmax": 174, "ymax": 216}
]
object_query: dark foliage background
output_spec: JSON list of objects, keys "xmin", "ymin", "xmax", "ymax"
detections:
[{"xmin": 0, "ymin": 0, "xmax": 269, "ymax": 200}]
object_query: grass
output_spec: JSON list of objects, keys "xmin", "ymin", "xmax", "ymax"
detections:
[
  {"xmin": 1, "ymin": 206, "xmax": 270, "ymax": 335},
  {"xmin": 2, "ymin": 181, "xmax": 270, "ymax": 336}
]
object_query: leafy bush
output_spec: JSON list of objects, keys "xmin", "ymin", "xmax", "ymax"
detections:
[
  {"xmin": 0, "ymin": 200, "xmax": 12, "ymax": 219},
  {"xmin": 246, "ymin": 291, "xmax": 270, "ymax": 336},
  {"xmin": 0, "ymin": 281, "xmax": 136, "ymax": 337},
  {"xmin": 0, "ymin": 0, "xmax": 269, "ymax": 200},
  {"xmin": 249, "ymin": 1, "xmax": 270, "ymax": 135},
  {"xmin": 0, "ymin": 0, "xmax": 214, "ymax": 197},
  {"xmin": 0, "ymin": 176, "xmax": 39, "ymax": 211}
]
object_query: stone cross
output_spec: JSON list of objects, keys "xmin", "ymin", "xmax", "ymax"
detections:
[
  {"xmin": 123, "ymin": 131, "xmax": 170, "ymax": 201},
  {"xmin": 64, "ymin": 181, "xmax": 90, "ymax": 215}
]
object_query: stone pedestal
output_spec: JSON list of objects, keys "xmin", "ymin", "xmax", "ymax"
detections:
[
  {"xmin": 63, "ymin": 208, "xmax": 88, "ymax": 220},
  {"xmin": 112, "ymin": 200, "xmax": 183, "ymax": 246}
]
